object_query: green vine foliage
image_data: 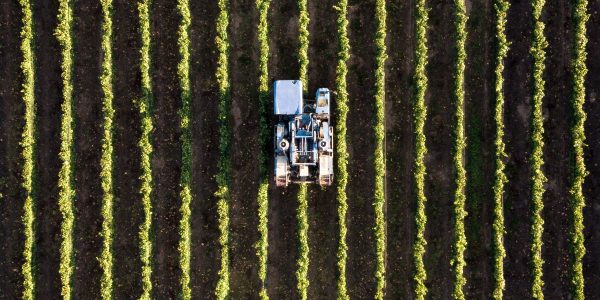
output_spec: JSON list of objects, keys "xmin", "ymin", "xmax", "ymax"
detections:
[
  {"xmin": 333, "ymin": 0, "xmax": 349, "ymax": 298},
  {"xmin": 176, "ymin": 0, "xmax": 192, "ymax": 298},
  {"xmin": 214, "ymin": 0, "xmax": 231, "ymax": 298},
  {"xmin": 413, "ymin": 0, "xmax": 429, "ymax": 298},
  {"xmin": 55, "ymin": 0, "xmax": 76, "ymax": 297},
  {"xmin": 18, "ymin": 0, "xmax": 36, "ymax": 298},
  {"xmin": 138, "ymin": 0, "xmax": 154, "ymax": 297},
  {"xmin": 450, "ymin": 0, "xmax": 468, "ymax": 298},
  {"xmin": 373, "ymin": 0, "xmax": 387, "ymax": 298},
  {"xmin": 530, "ymin": 0, "xmax": 548, "ymax": 298},
  {"xmin": 298, "ymin": 0, "xmax": 309, "ymax": 89},
  {"xmin": 569, "ymin": 0, "xmax": 589, "ymax": 298},
  {"xmin": 99, "ymin": 0, "xmax": 115, "ymax": 298},
  {"xmin": 492, "ymin": 0, "xmax": 509, "ymax": 298},
  {"xmin": 255, "ymin": 0, "xmax": 271, "ymax": 298},
  {"xmin": 296, "ymin": 185, "xmax": 310, "ymax": 300}
]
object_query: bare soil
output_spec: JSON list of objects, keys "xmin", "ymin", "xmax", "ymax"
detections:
[
  {"xmin": 0, "ymin": 0, "xmax": 25, "ymax": 297},
  {"xmin": 72, "ymin": 1, "xmax": 103, "ymax": 297}
]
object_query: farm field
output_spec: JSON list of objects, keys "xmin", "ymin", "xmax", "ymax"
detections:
[{"xmin": 0, "ymin": 0, "xmax": 599, "ymax": 298}]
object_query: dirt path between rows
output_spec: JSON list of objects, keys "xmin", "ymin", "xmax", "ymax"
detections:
[
  {"xmin": 71, "ymin": 1, "xmax": 103, "ymax": 297},
  {"xmin": 33, "ymin": 0, "xmax": 63, "ymax": 296},
  {"xmin": 345, "ymin": 1, "xmax": 378, "ymax": 297},
  {"xmin": 189, "ymin": 0, "xmax": 221, "ymax": 297},
  {"xmin": 0, "ymin": 0, "xmax": 25, "ymax": 296},
  {"xmin": 385, "ymin": 0, "xmax": 416, "ymax": 297},
  {"xmin": 504, "ymin": 0, "xmax": 534, "ymax": 297}
]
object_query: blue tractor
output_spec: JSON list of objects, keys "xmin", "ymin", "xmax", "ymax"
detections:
[{"xmin": 273, "ymin": 80, "xmax": 334, "ymax": 187}]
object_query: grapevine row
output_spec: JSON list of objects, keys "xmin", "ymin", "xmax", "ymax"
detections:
[
  {"xmin": 530, "ymin": 0, "xmax": 548, "ymax": 297},
  {"xmin": 255, "ymin": 0, "xmax": 271, "ymax": 298},
  {"xmin": 56, "ymin": 0, "xmax": 76, "ymax": 297},
  {"xmin": 176, "ymin": 0, "xmax": 193, "ymax": 297},
  {"xmin": 568, "ymin": 0, "xmax": 589, "ymax": 298},
  {"xmin": 491, "ymin": 0, "xmax": 509, "ymax": 298},
  {"xmin": 450, "ymin": 0, "xmax": 468, "ymax": 298},
  {"xmin": 373, "ymin": 0, "xmax": 387, "ymax": 298},
  {"xmin": 412, "ymin": 0, "xmax": 429, "ymax": 297},
  {"xmin": 333, "ymin": 0, "xmax": 350, "ymax": 298},
  {"xmin": 99, "ymin": 0, "xmax": 115, "ymax": 298},
  {"xmin": 296, "ymin": 0, "xmax": 310, "ymax": 298},
  {"xmin": 214, "ymin": 0, "xmax": 231, "ymax": 298},
  {"xmin": 18, "ymin": 0, "xmax": 36, "ymax": 298},
  {"xmin": 138, "ymin": 0, "xmax": 154, "ymax": 297}
]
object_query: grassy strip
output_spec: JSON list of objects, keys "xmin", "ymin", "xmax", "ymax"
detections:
[
  {"xmin": 176, "ymin": 0, "xmax": 192, "ymax": 298},
  {"xmin": 214, "ymin": 0, "xmax": 231, "ymax": 298},
  {"xmin": 138, "ymin": 0, "xmax": 154, "ymax": 298},
  {"xmin": 450, "ymin": 0, "xmax": 468, "ymax": 298},
  {"xmin": 491, "ymin": 0, "xmax": 509, "ymax": 298},
  {"xmin": 296, "ymin": 185, "xmax": 309, "ymax": 300},
  {"xmin": 530, "ymin": 0, "xmax": 548, "ymax": 298},
  {"xmin": 18, "ymin": 0, "xmax": 36, "ymax": 298},
  {"xmin": 55, "ymin": 0, "xmax": 76, "ymax": 297},
  {"xmin": 413, "ymin": 0, "xmax": 429, "ymax": 297},
  {"xmin": 333, "ymin": 0, "xmax": 349, "ymax": 298},
  {"xmin": 373, "ymin": 0, "xmax": 387, "ymax": 298},
  {"xmin": 255, "ymin": 0, "xmax": 270, "ymax": 298},
  {"xmin": 569, "ymin": 0, "xmax": 589, "ymax": 298},
  {"xmin": 99, "ymin": 0, "xmax": 115, "ymax": 298}
]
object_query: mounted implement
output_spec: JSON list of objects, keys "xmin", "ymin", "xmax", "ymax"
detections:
[{"xmin": 274, "ymin": 80, "xmax": 334, "ymax": 187}]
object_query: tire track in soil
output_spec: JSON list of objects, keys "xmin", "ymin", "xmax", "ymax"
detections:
[
  {"xmin": 267, "ymin": 0, "xmax": 300, "ymax": 298},
  {"xmin": 346, "ymin": 1, "xmax": 378, "ymax": 298},
  {"xmin": 385, "ymin": 0, "xmax": 415, "ymax": 297},
  {"xmin": 189, "ymin": 0, "xmax": 220, "ymax": 297},
  {"xmin": 464, "ymin": 0, "xmax": 494, "ymax": 298},
  {"xmin": 0, "ymin": 0, "xmax": 25, "ymax": 296},
  {"xmin": 584, "ymin": 0, "xmax": 600, "ymax": 296},
  {"xmin": 504, "ymin": 0, "xmax": 533, "ymax": 297},
  {"xmin": 72, "ymin": 1, "xmax": 103, "ymax": 297},
  {"xmin": 542, "ymin": 0, "xmax": 572, "ymax": 297},
  {"xmin": 33, "ymin": 0, "xmax": 63, "ymax": 296},
  {"xmin": 423, "ymin": 1, "xmax": 454, "ymax": 298},
  {"xmin": 306, "ymin": 0, "xmax": 337, "ymax": 298},
  {"xmin": 228, "ymin": 0, "xmax": 261, "ymax": 297},
  {"xmin": 150, "ymin": 0, "xmax": 181, "ymax": 297},
  {"xmin": 112, "ymin": 0, "xmax": 143, "ymax": 297}
]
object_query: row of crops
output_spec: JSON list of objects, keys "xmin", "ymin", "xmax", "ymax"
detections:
[{"xmin": 10, "ymin": 0, "xmax": 591, "ymax": 298}]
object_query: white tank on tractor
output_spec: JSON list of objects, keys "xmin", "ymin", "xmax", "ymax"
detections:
[{"xmin": 274, "ymin": 80, "xmax": 334, "ymax": 187}]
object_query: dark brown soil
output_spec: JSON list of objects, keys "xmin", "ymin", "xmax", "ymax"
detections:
[
  {"xmin": 423, "ymin": 0, "xmax": 455, "ymax": 298},
  {"xmin": 541, "ymin": 0, "xmax": 573, "ymax": 297},
  {"xmin": 228, "ymin": 0, "xmax": 262, "ymax": 297},
  {"xmin": 345, "ymin": 1, "xmax": 378, "ymax": 298},
  {"xmin": 72, "ymin": 1, "xmax": 103, "ymax": 297},
  {"xmin": 464, "ymin": 0, "xmax": 495, "ymax": 298},
  {"xmin": 150, "ymin": 0, "xmax": 182, "ymax": 297},
  {"xmin": 0, "ymin": 0, "xmax": 24, "ymax": 297},
  {"xmin": 306, "ymin": 0, "xmax": 338, "ymax": 298},
  {"xmin": 385, "ymin": 0, "xmax": 416, "ymax": 298},
  {"xmin": 112, "ymin": 0, "xmax": 143, "ymax": 297},
  {"xmin": 33, "ymin": 0, "xmax": 63, "ymax": 297},
  {"xmin": 266, "ymin": 0, "xmax": 301, "ymax": 298},
  {"xmin": 503, "ymin": 0, "xmax": 534, "ymax": 297},
  {"xmin": 188, "ymin": 0, "xmax": 221, "ymax": 298},
  {"xmin": 584, "ymin": 0, "xmax": 600, "ymax": 296}
]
